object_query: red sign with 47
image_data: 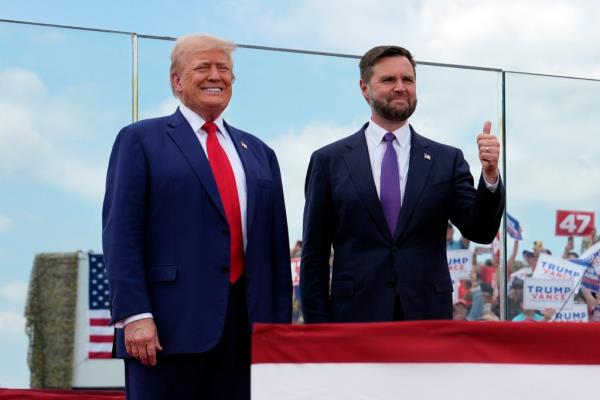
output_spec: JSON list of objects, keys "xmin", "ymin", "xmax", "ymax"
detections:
[{"xmin": 555, "ymin": 210, "xmax": 595, "ymax": 236}]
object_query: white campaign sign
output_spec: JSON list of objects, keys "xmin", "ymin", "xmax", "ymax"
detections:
[
  {"xmin": 552, "ymin": 303, "xmax": 589, "ymax": 323},
  {"xmin": 523, "ymin": 277, "xmax": 574, "ymax": 311},
  {"xmin": 532, "ymin": 253, "xmax": 585, "ymax": 292},
  {"xmin": 447, "ymin": 249, "xmax": 472, "ymax": 281}
]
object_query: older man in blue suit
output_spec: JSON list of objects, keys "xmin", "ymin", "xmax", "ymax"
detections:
[
  {"xmin": 102, "ymin": 34, "xmax": 291, "ymax": 399},
  {"xmin": 301, "ymin": 45, "xmax": 504, "ymax": 323}
]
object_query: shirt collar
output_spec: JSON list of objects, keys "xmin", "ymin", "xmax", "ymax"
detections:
[
  {"xmin": 179, "ymin": 102, "xmax": 227, "ymax": 137},
  {"xmin": 366, "ymin": 119, "xmax": 411, "ymax": 148}
]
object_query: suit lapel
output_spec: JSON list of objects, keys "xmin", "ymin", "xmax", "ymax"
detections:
[
  {"xmin": 166, "ymin": 109, "xmax": 226, "ymax": 220},
  {"xmin": 394, "ymin": 127, "xmax": 432, "ymax": 240},
  {"xmin": 224, "ymin": 121, "xmax": 257, "ymax": 233},
  {"xmin": 343, "ymin": 126, "xmax": 392, "ymax": 240}
]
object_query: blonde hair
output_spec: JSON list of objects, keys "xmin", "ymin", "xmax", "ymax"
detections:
[{"xmin": 170, "ymin": 34, "xmax": 236, "ymax": 96}]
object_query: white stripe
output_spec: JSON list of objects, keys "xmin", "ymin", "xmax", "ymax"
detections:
[
  {"xmin": 88, "ymin": 309, "xmax": 111, "ymax": 319},
  {"xmin": 88, "ymin": 343, "xmax": 112, "ymax": 352},
  {"xmin": 252, "ymin": 363, "xmax": 600, "ymax": 400},
  {"xmin": 89, "ymin": 326, "xmax": 114, "ymax": 335}
]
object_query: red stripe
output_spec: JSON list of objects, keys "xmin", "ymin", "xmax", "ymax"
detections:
[
  {"xmin": 252, "ymin": 321, "xmax": 600, "ymax": 365},
  {"xmin": 88, "ymin": 351, "xmax": 112, "ymax": 359},
  {"xmin": 90, "ymin": 335, "xmax": 114, "ymax": 343},
  {"xmin": 90, "ymin": 318, "xmax": 111, "ymax": 326}
]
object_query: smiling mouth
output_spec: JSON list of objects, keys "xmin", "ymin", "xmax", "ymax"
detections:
[{"xmin": 202, "ymin": 87, "xmax": 223, "ymax": 93}]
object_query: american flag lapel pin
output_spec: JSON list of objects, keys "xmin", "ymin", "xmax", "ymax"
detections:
[
  {"xmin": 424, "ymin": 153, "xmax": 431, "ymax": 160},
  {"xmin": 241, "ymin": 141, "xmax": 248, "ymax": 149}
]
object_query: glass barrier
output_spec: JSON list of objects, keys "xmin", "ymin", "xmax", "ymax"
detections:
[
  {"xmin": 2, "ymin": 18, "xmax": 599, "ymax": 389},
  {"xmin": 0, "ymin": 22, "xmax": 132, "ymax": 387},
  {"xmin": 505, "ymin": 72, "xmax": 600, "ymax": 322}
]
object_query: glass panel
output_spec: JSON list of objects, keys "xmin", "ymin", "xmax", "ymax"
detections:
[
  {"xmin": 414, "ymin": 65, "xmax": 503, "ymax": 322},
  {"xmin": 138, "ymin": 39, "xmax": 503, "ymax": 323},
  {"xmin": 0, "ymin": 22, "xmax": 131, "ymax": 387},
  {"xmin": 505, "ymin": 72, "xmax": 600, "ymax": 322}
]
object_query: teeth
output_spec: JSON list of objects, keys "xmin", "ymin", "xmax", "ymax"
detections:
[{"xmin": 202, "ymin": 88, "xmax": 222, "ymax": 92}]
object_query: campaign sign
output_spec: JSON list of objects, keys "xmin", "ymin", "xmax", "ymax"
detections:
[
  {"xmin": 447, "ymin": 249, "xmax": 472, "ymax": 281},
  {"xmin": 532, "ymin": 253, "xmax": 585, "ymax": 292},
  {"xmin": 452, "ymin": 277, "xmax": 459, "ymax": 304},
  {"xmin": 555, "ymin": 210, "xmax": 595, "ymax": 237},
  {"xmin": 291, "ymin": 257, "xmax": 301, "ymax": 287},
  {"xmin": 578, "ymin": 241, "xmax": 600, "ymax": 292},
  {"xmin": 523, "ymin": 278, "xmax": 574, "ymax": 311},
  {"xmin": 552, "ymin": 303, "xmax": 589, "ymax": 323}
]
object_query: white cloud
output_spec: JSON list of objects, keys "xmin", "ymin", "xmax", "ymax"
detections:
[
  {"xmin": 0, "ymin": 68, "xmax": 107, "ymax": 200},
  {"xmin": 0, "ymin": 214, "xmax": 13, "ymax": 233},
  {"xmin": 0, "ymin": 311, "xmax": 25, "ymax": 334},
  {"xmin": 1, "ymin": 282, "xmax": 29, "ymax": 305},
  {"xmin": 268, "ymin": 119, "xmax": 365, "ymax": 244},
  {"xmin": 141, "ymin": 96, "xmax": 180, "ymax": 119},
  {"xmin": 231, "ymin": 0, "xmax": 600, "ymax": 79}
]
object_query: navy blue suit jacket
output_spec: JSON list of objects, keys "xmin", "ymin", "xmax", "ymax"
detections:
[
  {"xmin": 300, "ymin": 123, "xmax": 504, "ymax": 323},
  {"xmin": 102, "ymin": 109, "xmax": 292, "ymax": 357}
]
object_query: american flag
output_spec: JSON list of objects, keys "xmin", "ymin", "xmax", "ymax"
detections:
[
  {"xmin": 507, "ymin": 213, "xmax": 523, "ymax": 240},
  {"xmin": 88, "ymin": 253, "xmax": 113, "ymax": 359}
]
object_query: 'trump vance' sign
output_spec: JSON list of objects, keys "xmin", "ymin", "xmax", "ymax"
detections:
[
  {"xmin": 447, "ymin": 249, "xmax": 472, "ymax": 281},
  {"xmin": 523, "ymin": 277, "xmax": 574, "ymax": 311}
]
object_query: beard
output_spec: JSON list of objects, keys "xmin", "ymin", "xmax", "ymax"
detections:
[{"xmin": 369, "ymin": 95, "xmax": 417, "ymax": 122}]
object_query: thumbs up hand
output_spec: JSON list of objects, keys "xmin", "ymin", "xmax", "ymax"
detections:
[{"xmin": 477, "ymin": 121, "xmax": 500, "ymax": 183}]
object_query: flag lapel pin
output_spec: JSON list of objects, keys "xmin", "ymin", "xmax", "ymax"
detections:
[
  {"xmin": 424, "ymin": 153, "xmax": 431, "ymax": 160},
  {"xmin": 241, "ymin": 141, "xmax": 248, "ymax": 149}
]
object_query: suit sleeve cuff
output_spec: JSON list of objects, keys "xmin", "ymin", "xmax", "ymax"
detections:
[
  {"xmin": 113, "ymin": 313, "xmax": 153, "ymax": 328},
  {"xmin": 483, "ymin": 173, "xmax": 499, "ymax": 193}
]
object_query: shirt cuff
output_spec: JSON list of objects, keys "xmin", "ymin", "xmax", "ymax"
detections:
[
  {"xmin": 114, "ymin": 313, "xmax": 153, "ymax": 328},
  {"xmin": 483, "ymin": 173, "xmax": 499, "ymax": 193}
]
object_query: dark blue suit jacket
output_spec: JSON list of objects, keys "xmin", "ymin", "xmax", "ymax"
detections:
[
  {"xmin": 301, "ymin": 123, "xmax": 504, "ymax": 323},
  {"xmin": 102, "ymin": 109, "xmax": 292, "ymax": 357}
]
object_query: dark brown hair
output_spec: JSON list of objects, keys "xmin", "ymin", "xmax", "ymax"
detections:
[{"xmin": 359, "ymin": 46, "xmax": 416, "ymax": 82}]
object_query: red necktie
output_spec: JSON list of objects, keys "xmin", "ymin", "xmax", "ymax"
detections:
[{"xmin": 203, "ymin": 121, "xmax": 244, "ymax": 283}]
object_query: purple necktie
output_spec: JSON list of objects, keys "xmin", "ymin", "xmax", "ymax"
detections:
[{"xmin": 380, "ymin": 132, "xmax": 401, "ymax": 235}]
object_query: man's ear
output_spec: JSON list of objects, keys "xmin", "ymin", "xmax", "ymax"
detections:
[
  {"xmin": 359, "ymin": 79, "xmax": 369, "ymax": 102},
  {"xmin": 171, "ymin": 72, "xmax": 181, "ymax": 93}
]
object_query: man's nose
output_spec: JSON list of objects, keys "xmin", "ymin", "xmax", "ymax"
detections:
[
  {"xmin": 207, "ymin": 65, "xmax": 221, "ymax": 80},
  {"xmin": 393, "ymin": 80, "xmax": 406, "ymax": 92}
]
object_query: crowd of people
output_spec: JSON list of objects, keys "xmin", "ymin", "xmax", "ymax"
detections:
[
  {"xmin": 449, "ymin": 224, "xmax": 600, "ymax": 322},
  {"xmin": 290, "ymin": 225, "xmax": 600, "ymax": 324}
]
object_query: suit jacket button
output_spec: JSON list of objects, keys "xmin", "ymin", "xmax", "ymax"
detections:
[
  {"xmin": 387, "ymin": 281, "xmax": 395, "ymax": 288},
  {"xmin": 391, "ymin": 246, "xmax": 398, "ymax": 252},
  {"xmin": 221, "ymin": 267, "xmax": 230, "ymax": 273},
  {"xmin": 222, "ymin": 228, "xmax": 229, "ymax": 236}
]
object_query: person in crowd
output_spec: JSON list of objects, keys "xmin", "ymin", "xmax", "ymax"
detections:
[
  {"xmin": 512, "ymin": 302, "xmax": 555, "ymax": 322},
  {"xmin": 102, "ymin": 34, "xmax": 291, "ymax": 399},
  {"xmin": 447, "ymin": 222, "xmax": 470, "ymax": 250},
  {"xmin": 507, "ymin": 277, "xmax": 524, "ymax": 320},
  {"xmin": 301, "ymin": 44, "xmax": 504, "ymax": 323}
]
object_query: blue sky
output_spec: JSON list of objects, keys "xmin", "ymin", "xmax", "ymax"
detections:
[{"xmin": 2, "ymin": 0, "xmax": 600, "ymax": 388}]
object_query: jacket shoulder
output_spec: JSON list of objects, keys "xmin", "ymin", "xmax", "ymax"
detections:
[{"xmin": 312, "ymin": 131, "xmax": 363, "ymax": 159}]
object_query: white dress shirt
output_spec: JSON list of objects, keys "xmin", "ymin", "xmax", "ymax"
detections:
[
  {"xmin": 365, "ymin": 120, "xmax": 411, "ymax": 203},
  {"xmin": 116, "ymin": 104, "xmax": 248, "ymax": 328},
  {"xmin": 179, "ymin": 103, "xmax": 248, "ymax": 248}
]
